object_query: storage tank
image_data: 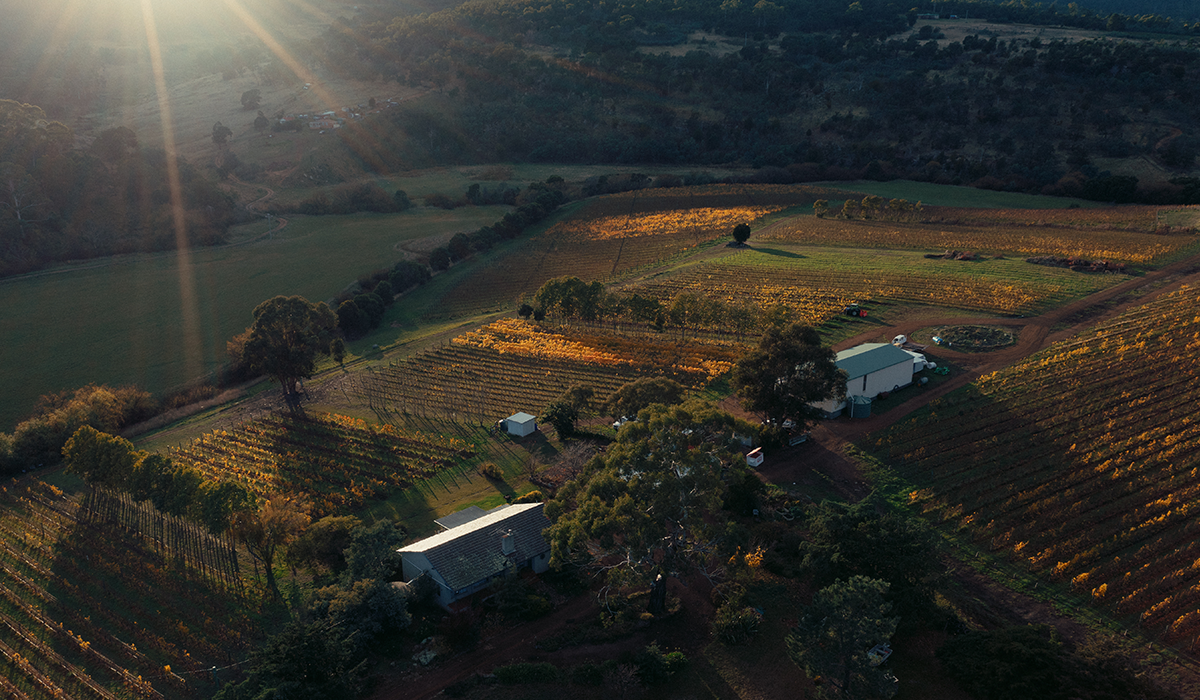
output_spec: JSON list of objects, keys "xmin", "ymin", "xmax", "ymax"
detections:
[{"xmin": 849, "ymin": 395, "xmax": 872, "ymax": 418}]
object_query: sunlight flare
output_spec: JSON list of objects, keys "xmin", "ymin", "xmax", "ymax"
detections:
[{"xmin": 141, "ymin": 0, "xmax": 203, "ymax": 380}]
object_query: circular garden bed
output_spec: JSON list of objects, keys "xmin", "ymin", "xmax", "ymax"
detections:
[{"xmin": 929, "ymin": 325, "xmax": 1016, "ymax": 352}]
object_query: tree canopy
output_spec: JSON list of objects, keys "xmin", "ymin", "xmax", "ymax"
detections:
[
  {"xmin": 731, "ymin": 322, "xmax": 845, "ymax": 429},
  {"xmin": 242, "ymin": 295, "xmax": 337, "ymax": 403},
  {"xmin": 231, "ymin": 493, "xmax": 312, "ymax": 599},
  {"xmin": 798, "ymin": 495, "xmax": 942, "ymax": 621},
  {"xmin": 602, "ymin": 377, "xmax": 686, "ymax": 419},
  {"xmin": 787, "ymin": 576, "xmax": 899, "ymax": 699},
  {"xmin": 533, "ymin": 275, "xmax": 607, "ymax": 323},
  {"xmin": 544, "ymin": 400, "xmax": 758, "ymax": 586}
]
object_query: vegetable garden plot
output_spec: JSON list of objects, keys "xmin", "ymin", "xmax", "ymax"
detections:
[
  {"xmin": 355, "ymin": 319, "xmax": 741, "ymax": 419},
  {"xmin": 168, "ymin": 413, "xmax": 473, "ymax": 517},
  {"xmin": 872, "ymin": 285, "xmax": 1200, "ymax": 643}
]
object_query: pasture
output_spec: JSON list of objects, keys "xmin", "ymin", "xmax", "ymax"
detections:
[{"xmin": 0, "ymin": 207, "xmax": 505, "ymax": 431}]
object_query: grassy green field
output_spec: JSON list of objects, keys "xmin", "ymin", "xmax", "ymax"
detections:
[{"xmin": 0, "ymin": 206, "xmax": 505, "ymax": 430}]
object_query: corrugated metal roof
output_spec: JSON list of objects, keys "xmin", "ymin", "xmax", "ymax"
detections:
[
  {"xmin": 508, "ymin": 412, "xmax": 537, "ymax": 423},
  {"xmin": 399, "ymin": 502, "xmax": 551, "ymax": 592},
  {"xmin": 836, "ymin": 343, "xmax": 914, "ymax": 379},
  {"xmin": 434, "ymin": 506, "xmax": 487, "ymax": 530}
]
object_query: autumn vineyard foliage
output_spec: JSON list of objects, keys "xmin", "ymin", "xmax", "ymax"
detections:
[
  {"xmin": 760, "ymin": 205, "xmax": 1200, "ymax": 264},
  {"xmin": 354, "ymin": 318, "xmax": 741, "ymax": 420},
  {"xmin": 874, "ymin": 285, "xmax": 1200, "ymax": 644},
  {"xmin": 0, "ymin": 480, "xmax": 258, "ymax": 699},
  {"xmin": 424, "ymin": 184, "xmax": 846, "ymax": 319},
  {"xmin": 167, "ymin": 413, "xmax": 473, "ymax": 518},
  {"xmin": 630, "ymin": 247, "xmax": 1121, "ymax": 325}
]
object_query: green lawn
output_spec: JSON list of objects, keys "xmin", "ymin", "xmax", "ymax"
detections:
[{"xmin": 0, "ymin": 207, "xmax": 505, "ymax": 430}]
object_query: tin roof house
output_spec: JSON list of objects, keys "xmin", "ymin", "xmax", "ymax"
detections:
[
  {"xmin": 813, "ymin": 343, "xmax": 916, "ymax": 418},
  {"xmin": 398, "ymin": 503, "xmax": 552, "ymax": 609}
]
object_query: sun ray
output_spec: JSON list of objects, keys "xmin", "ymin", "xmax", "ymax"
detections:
[
  {"xmin": 140, "ymin": 0, "xmax": 203, "ymax": 381},
  {"xmin": 220, "ymin": 0, "xmax": 395, "ymax": 171}
]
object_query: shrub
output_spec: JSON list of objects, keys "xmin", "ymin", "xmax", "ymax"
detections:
[
  {"xmin": 515, "ymin": 490, "xmax": 543, "ymax": 503},
  {"xmin": 477, "ymin": 462, "xmax": 504, "ymax": 480},
  {"xmin": 492, "ymin": 577, "xmax": 553, "ymax": 621},
  {"xmin": 633, "ymin": 643, "xmax": 688, "ymax": 685},
  {"xmin": 712, "ymin": 605, "xmax": 762, "ymax": 645},
  {"xmin": 710, "ymin": 581, "xmax": 748, "ymax": 610},
  {"xmin": 494, "ymin": 662, "xmax": 561, "ymax": 684}
]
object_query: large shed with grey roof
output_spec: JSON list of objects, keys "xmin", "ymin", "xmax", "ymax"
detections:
[
  {"xmin": 812, "ymin": 343, "xmax": 915, "ymax": 417},
  {"xmin": 398, "ymin": 502, "xmax": 552, "ymax": 609}
]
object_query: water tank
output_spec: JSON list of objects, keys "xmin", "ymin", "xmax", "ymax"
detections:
[{"xmin": 849, "ymin": 395, "xmax": 872, "ymax": 419}]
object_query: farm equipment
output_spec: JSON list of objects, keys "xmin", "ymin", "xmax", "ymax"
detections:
[{"xmin": 843, "ymin": 303, "xmax": 867, "ymax": 318}]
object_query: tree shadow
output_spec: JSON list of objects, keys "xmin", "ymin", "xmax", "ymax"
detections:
[{"xmin": 752, "ymin": 247, "xmax": 805, "ymax": 259}]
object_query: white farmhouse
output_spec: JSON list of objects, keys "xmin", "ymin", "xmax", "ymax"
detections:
[{"xmin": 813, "ymin": 343, "xmax": 916, "ymax": 417}]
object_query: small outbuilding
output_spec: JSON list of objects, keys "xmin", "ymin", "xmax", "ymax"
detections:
[
  {"xmin": 746, "ymin": 447, "xmax": 764, "ymax": 467},
  {"xmin": 814, "ymin": 343, "xmax": 917, "ymax": 417},
  {"xmin": 504, "ymin": 412, "xmax": 538, "ymax": 437},
  {"xmin": 398, "ymin": 503, "xmax": 552, "ymax": 610}
]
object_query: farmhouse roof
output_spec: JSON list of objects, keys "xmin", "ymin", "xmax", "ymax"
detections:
[
  {"xmin": 507, "ymin": 412, "xmax": 537, "ymax": 423},
  {"xmin": 399, "ymin": 503, "xmax": 551, "ymax": 592},
  {"xmin": 835, "ymin": 343, "xmax": 914, "ymax": 380},
  {"xmin": 434, "ymin": 506, "xmax": 487, "ymax": 530}
]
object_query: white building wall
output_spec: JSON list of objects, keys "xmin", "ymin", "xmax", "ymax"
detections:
[
  {"xmin": 812, "ymin": 360, "xmax": 913, "ymax": 416},
  {"xmin": 856, "ymin": 361, "xmax": 914, "ymax": 398}
]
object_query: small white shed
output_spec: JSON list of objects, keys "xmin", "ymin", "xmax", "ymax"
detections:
[
  {"xmin": 504, "ymin": 412, "xmax": 537, "ymax": 437},
  {"xmin": 746, "ymin": 447, "xmax": 764, "ymax": 468}
]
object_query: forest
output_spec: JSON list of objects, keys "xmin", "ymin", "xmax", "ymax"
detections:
[{"xmin": 294, "ymin": 0, "xmax": 1200, "ymax": 202}]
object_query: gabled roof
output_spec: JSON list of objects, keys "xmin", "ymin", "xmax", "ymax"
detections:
[
  {"xmin": 835, "ymin": 343, "xmax": 914, "ymax": 380},
  {"xmin": 399, "ymin": 502, "xmax": 551, "ymax": 592},
  {"xmin": 434, "ymin": 506, "xmax": 487, "ymax": 530}
]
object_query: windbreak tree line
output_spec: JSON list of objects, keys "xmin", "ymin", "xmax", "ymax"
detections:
[{"xmin": 527, "ymin": 274, "xmax": 794, "ymax": 339}]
